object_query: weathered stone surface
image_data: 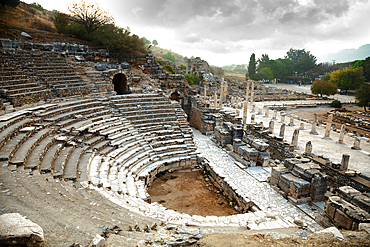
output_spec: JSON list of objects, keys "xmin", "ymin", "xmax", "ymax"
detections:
[
  {"xmin": 89, "ymin": 234, "xmax": 105, "ymax": 247},
  {"xmin": 337, "ymin": 186, "xmax": 362, "ymax": 202},
  {"xmin": 0, "ymin": 213, "xmax": 44, "ymax": 247}
]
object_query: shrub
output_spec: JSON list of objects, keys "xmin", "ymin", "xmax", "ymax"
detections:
[
  {"xmin": 185, "ymin": 74, "xmax": 200, "ymax": 85},
  {"xmin": 30, "ymin": 2, "xmax": 44, "ymax": 12},
  {"xmin": 178, "ymin": 63, "xmax": 186, "ymax": 70},
  {"xmin": 330, "ymin": 100, "xmax": 342, "ymax": 108},
  {"xmin": 164, "ymin": 65, "xmax": 175, "ymax": 74}
]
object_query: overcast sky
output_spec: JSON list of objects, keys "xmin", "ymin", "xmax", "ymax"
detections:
[{"xmin": 24, "ymin": 0, "xmax": 370, "ymax": 66}]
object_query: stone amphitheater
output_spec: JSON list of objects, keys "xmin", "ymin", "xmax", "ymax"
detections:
[{"xmin": 0, "ymin": 39, "xmax": 370, "ymax": 247}]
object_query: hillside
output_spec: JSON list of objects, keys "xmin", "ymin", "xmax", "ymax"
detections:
[
  {"xmin": 0, "ymin": 2, "xmax": 92, "ymax": 45},
  {"xmin": 151, "ymin": 46, "xmax": 188, "ymax": 66},
  {"xmin": 318, "ymin": 44, "xmax": 370, "ymax": 63}
]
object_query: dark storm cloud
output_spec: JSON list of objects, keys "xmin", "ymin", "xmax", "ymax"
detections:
[{"xmin": 114, "ymin": 0, "xmax": 367, "ymax": 54}]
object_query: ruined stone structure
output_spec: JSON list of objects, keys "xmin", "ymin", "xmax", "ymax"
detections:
[{"xmin": 1, "ymin": 38, "xmax": 370, "ymax": 246}]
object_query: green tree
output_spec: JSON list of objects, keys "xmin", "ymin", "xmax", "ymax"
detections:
[
  {"xmin": 162, "ymin": 52, "xmax": 176, "ymax": 63},
  {"xmin": 178, "ymin": 63, "xmax": 186, "ymax": 70},
  {"xmin": 0, "ymin": 0, "xmax": 20, "ymax": 8},
  {"xmin": 310, "ymin": 80, "xmax": 337, "ymax": 97},
  {"xmin": 142, "ymin": 37, "xmax": 151, "ymax": 45},
  {"xmin": 355, "ymin": 83, "xmax": 370, "ymax": 112},
  {"xmin": 257, "ymin": 54, "xmax": 270, "ymax": 72},
  {"xmin": 260, "ymin": 67, "xmax": 274, "ymax": 80},
  {"xmin": 152, "ymin": 40, "xmax": 158, "ymax": 46},
  {"xmin": 267, "ymin": 58, "xmax": 293, "ymax": 79},
  {"xmin": 330, "ymin": 66, "xmax": 365, "ymax": 92},
  {"xmin": 321, "ymin": 73, "xmax": 331, "ymax": 81},
  {"xmin": 30, "ymin": 2, "xmax": 44, "ymax": 12},
  {"xmin": 353, "ymin": 57, "xmax": 370, "ymax": 82},
  {"xmin": 248, "ymin": 53, "xmax": 256, "ymax": 77},
  {"xmin": 285, "ymin": 48, "xmax": 317, "ymax": 74},
  {"xmin": 68, "ymin": 1, "xmax": 113, "ymax": 36},
  {"xmin": 54, "ymin": 11, "xmax": 72, "ymax": 34}
]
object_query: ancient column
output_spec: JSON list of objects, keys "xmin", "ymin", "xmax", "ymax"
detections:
[
  {"xmin": 338, "ymin": 124, "xmax": 345, "ymax": 144},
  {"xmin": 299, "ymin": 123, "xmax": 305, "ymax": 130},
  {"xmin": 305, "ymin": 141, "xmax": 313, "ymax": 154},
  {"xmin": 243, "ymin": 81, "xmax": 250, "ymax": 124},
  {"xmin": 214, "ymin": 91, "xmax": 217, "ymax": 108},
  {"xmin": 250, "ymin": 81, "xmax": 254, "ymax": 103},
  {"xmin": 243, "ymin": 101, "xmax": 248, "ymax": 124},
  {"xmin": 281, "ymin": 113, "xmax": 286, "ymax": 123},
  {"xmin": 264, "ymin": 107, "xmax": 269, "ymax": 117},
  {"xmin": 204, "ymin": 84, "xmax": 207, "ymax": 103},
  {"xmin": 279, "ymin": 123, "xmax": 286, "ymax": 138},
  {"xmin": 291, "ymin": 129, "xmax": 300, "ymax": 148},
  {"xmin": 272, "ymin": 110, "xmax": 277, "ymax": 120},
  {"xmin": 288, "ymin": 117, "xmax": 294, "ymax": 126},
  {"xmin": 310, "ymin": 113, "xmax": 318, "ymax": 135},
  {"xmin": 341, "ymin": 154, "xmax": 350, "ymax": 171},
  {"xmin": 324, "ymin": 114, "xmax": 333, "ymax": 138},
  {"xmin": 269, "ymin": 120, "xmax": 275, "ymax": 133},
  {"xmin": 353, "ymin": 136, "xmax": 361, "ymax": 150}
]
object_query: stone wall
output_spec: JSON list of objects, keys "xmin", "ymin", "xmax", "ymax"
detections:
[
  {"xmin": 324, "ymin": 186, "xmax": 370, "ymax": 230},
  {"xmin": 200, "ymin": 157, "xmax": 256, "ymax": 212}
]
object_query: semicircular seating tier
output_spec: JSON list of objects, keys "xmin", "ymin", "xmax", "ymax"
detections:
[{"xmin": 0, "ymin": 93, "xmax": 305, "ymax": 231}]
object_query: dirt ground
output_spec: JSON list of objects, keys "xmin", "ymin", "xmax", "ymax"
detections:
[
  {"xmin": 147, "ymin": 170, "xmax": 238, "ymax": 216},
  {"xmin": 198, "ymin": 232, "xmax": 370, "ymax": 247}
]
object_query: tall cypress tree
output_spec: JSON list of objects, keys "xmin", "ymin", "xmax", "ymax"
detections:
[{"xmin": 248, "ymin": 53, "xmax": 256, "ymax": 77}]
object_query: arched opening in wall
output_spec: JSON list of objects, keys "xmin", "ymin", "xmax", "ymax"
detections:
[
  {"xmin": 170, "ymin": 92, "xmax": 180, "ymax": 102},
  {"xmin": 112, "ymin": 73, "xmax": 128, "ymax": 95}
]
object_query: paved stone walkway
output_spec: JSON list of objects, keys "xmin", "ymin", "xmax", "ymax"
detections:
[{"xmin": 193, "ymin": 129, "xmax": 323, "ymax": 231}]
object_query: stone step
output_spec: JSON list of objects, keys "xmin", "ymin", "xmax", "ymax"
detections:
[
  {"xmin": 0, "ymin": 118, "xmax": 33, "ymax": 149},
  {"xmin": 0, "ymin": 132, "xmax": 31, "ymax": 161},
  {"xmin": 25, "ymin": 136, "xmax": 55, "ymax": 169},
  {"xmin": 40, "ymin": 143, "xmax": 63, "ymax": 173},
  {"xmin": 52, "ymin": 145, "xmax": 75, "ymax": 178},
  {"xmin": 63, "ymin": 147, "xmax": 85, "ymax": 180},
  {"xmin": 77, "ymin": 151, "xmax": 95, "ymax": 183},
  {"xmin": 10, "ymin": 128, "xmax": 52, "ymax": 165}
]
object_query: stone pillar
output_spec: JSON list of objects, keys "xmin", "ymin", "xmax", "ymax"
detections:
[
  {"xmin": 251, "ymin": 81, "xmax": 254, "ymax": 103},
  {"xmin": 243, "ymin": 81, "xmax": 250, "ymax": 124},
  {"xmin": 214, "ymin": 91, "xmax": 217, "ymax": 108},
  {"xmin": 324, "ymin": 114, "xmax": 333, "ymax": 138},
  {"xmin": 291, "ymin": 129, "xmax": 299, "ymax": 148},
  {"xmin": 305, "ymin": 141, "xmax": 312, "ymax": 154},
  {"xmin": 288, "ymin": 117, "xmax": 294, "ymax": 126},
  {"xmin": 243, "ymin": 101, "xmax": 248, "ymax": 124},
  {"xmin": 279, "ymin": 123, "xmax": 285, "ymax": 138},
  {"xmin": 281, "ymin": 113, "xmax": 286, "ymax": 123},
  {"xmin": 220, "ymin": 79, "xmax": 228, "ymax": 102},
  {"xmin": 264, "ymin": 107, "xmax": 269, "ymax": 117},
  {"xmin": 338, "ymin": 124, "xmax": 345, "ymax": 144},
  {"xmin": 203, "ymin": 84, "xmax": 207, "ymax": 104},
  {"xmin": 341, "ymin": 154, "xmax": 350, "ymax": 171},
  {"xmin": 353, "ymin": 136, "xmax": 361, "ymax": 150},
  {"xmin": 310, "ymin": 113, "xmax": 318, "ymax": 135},
  {"xmin": 299, "ymin": 123, "xmax": 305, "ymax": 130},
  {"xmin": 272, "ymin": 110, "xmax": 277, "ymax": 120},
  {"xmin": 251, "ymin": 114, "xmax": 255, "ymax": 123},
  {"xmin": 269, "ymin": 120, "xmax": 275, "ymax": 133}
]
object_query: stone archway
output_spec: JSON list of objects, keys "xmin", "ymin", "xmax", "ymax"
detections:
[
  {"xmin": 112, "ymin": 73, "xmax": 128, "ymax": 95},
  {"xmin": 170, "ymin": 92, "xmax": 180, "ymax": 102}
]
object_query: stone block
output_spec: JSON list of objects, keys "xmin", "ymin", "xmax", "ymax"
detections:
[
  {"xmin": 0, "ymin": 213, "xmax": 44, "ymax": 247},
  {"xmin": 337, "ymin": 186, "xmax": 361, "ymax": 202},
  {"xmin": 334, "ymin": 209, "xmax": 354, "ymax": 230},
  {"xmin": 352, "ymin": 194, "xmax": 370, "ymax": 212},
  {"xmin": 289, "ymin": 176, "xmax": 311, "ymax": 198},
  {"xmin": 325, "ymin": 202, "xmax": 337, "ymax": 219},
  {"xmin": 284, "ymin": 158, "xmax": 301, "ymax": 170},
  {"xmin": 251, "ymin": 139, "xmax": 269, "ymax": 152}
]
